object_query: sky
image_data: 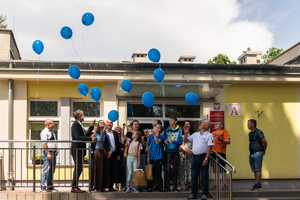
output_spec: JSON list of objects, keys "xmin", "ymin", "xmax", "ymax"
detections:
[{"xmin": 0, "ymin": 0, "xmax": 299, "ymax": 63}]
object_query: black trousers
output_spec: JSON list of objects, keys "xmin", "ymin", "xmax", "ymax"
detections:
[
  {"xmin": 90, "ymin": 151, "xmax": 95, "ymax": 188},
  {"xmin": 110, "ymin": 152, "xmax": 118, "ymax": 188},
  {"xmin": 71, "ymin": 152, "xmax": 84, "ymax": 188},
  {"xmin": 147, "ymin": 158, "xmax": 163, "ymax": 190},
  {"xmin": 165, "ymin": 151, "xmax": 179, "ymax": 189}
]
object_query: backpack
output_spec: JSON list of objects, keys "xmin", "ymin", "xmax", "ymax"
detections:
[{"xmin": 124, "ymin": 139, "xmax": 141, "ymax": 158}]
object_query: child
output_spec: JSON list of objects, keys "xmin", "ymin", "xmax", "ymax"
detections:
[
  {"xmin": 125, "ymin": 131, "xmax": 143, "ymax": 193},
  {"xmin": 147, "ymin": 124, "xmax": 166, "ymax": 192},
  {"xmin": 163, "ymin": 117, "xmax": 183, "ymax": 192}
]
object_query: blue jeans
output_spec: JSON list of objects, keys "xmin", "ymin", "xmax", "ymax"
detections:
[
  {"xmin": 191, "ymin": 154, "xmax": 209, "ymax": 196},
  {"xmin": 41, "ymin": 151, "xmax": 56, "ymax": 189},
  {"xmin": 249, "ymin": 151, "xmax": 264, "ymax": 172}
]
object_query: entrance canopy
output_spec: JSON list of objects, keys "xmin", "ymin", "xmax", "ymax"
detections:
[{"xmin": 116, "ymin": 82, "xmax": 230, "ymax": 100}]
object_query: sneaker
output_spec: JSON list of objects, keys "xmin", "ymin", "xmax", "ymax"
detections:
[
  {"xmin": 126, "ymin": 187, "xmax": 131, "ymax": 193},
  {"xmin": 173, "ymin": 188, "xmax": 180, "ymax": 192},
  {"xmin": 201, "ymin": 194, "xmax": 207, "ymax": 200},
  {"xmin": 132, "ymin": 187, "xmax": 139, "ymax": 193},
  {"xmin": 251, "ymin": 184, "xmax": 262, "ymax": 190},
  {"xmin": 147, "ymin": 188, "xmax": 153, "ymax": 192},
  {"xmin": 40, "ymin": 188, "xmax": 48, "ymax": 193},
  {"xmin": 51, "ymin": 188, "xmax": 58, "ymax": 192}
]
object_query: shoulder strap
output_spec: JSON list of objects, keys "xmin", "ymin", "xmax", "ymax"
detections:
[
  {"xmin": 137, "ymin": 142, "xmax": 140, "ymax": 150},
  {"xmin": 129, "ymin": 139, "xmax": 133, "ymax": 147}
]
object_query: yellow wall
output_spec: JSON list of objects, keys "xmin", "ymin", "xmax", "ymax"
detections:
[
  {"xmin": 27, "ymin": 81, "xmax": 104, "ymax": 99},
  {"xmin": 225, "ymin": 83, "xmax": 298, "ymax": 179},
  {"xmin": 27, "ymin": 166, "xmax": 90, "ymax": 181}
]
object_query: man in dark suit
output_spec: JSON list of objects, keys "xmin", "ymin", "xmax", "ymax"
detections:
[
  {"xmin": 105, "ymin": 119, "xmax": 121, "ymax": 191},
  {"xmin": 71, "ymin": 110, "xmax": 97, "ymax": 193}
]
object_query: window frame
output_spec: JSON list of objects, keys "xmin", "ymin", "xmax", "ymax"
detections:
[{"xmin": 70, "ymin": 98, "xmax": 103, "ymax": 122}]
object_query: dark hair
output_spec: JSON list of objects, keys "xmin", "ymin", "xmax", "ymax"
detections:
[
  {"xmin": 156, "ymin": 119, "xmax": 162, "ymax": 125},
  {"xmin": 169, "ymin": 116, "xmax": 177, "ymax": 121},
  {"xmin": 184, "ymin": 120, "xmax": 195, "ymax": 135},
  {"xmin": 130, "ymin": 120, "xmax": 140, "ymax": 126},
  {"xmin": 95, "ymin": 120, "xmax": 105, "ymax": 134},
  {"xmin": 217, "ymin": 121, "xmax": 224, "ymax": 127},
  {"xmin": 248, "ymin": 119, "xmax": 257, "ymax": 128},
  {"xmin": 135, "ymin": 131, "xmax": 142, "ymax": 143}
]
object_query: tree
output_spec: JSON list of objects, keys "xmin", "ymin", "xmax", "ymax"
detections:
[
  {"xmin": 0, "ymin": 14, "xmax": 7, "ymax": 29},
  {"xmin": 207, "ymin": 54, "xmax": 237, "ymax": 64},
  {"xmin": 261, "ymin": 47, "xmax": 284, "ymax": 64}
]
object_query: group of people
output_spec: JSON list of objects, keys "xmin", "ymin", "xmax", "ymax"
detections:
[{"xmin": 39, "ymin": 109, "xmax": 267, "ymax": 200}]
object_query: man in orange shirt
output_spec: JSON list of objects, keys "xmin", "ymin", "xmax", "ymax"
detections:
[{"xmin": 211, "ymin": 121, "xmax": 231, "ymax": 189}]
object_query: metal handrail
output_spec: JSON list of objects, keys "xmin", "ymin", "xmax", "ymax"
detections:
[
  {"xmin": 0, "ymin": 140, "xmax": 94, "ymax": 143},
  {"xmin": 211, "ymin": 149, "xmax": 236, "ymax": 173}
]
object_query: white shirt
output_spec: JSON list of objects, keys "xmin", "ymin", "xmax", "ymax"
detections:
[
  {"xmin": 188, "ymin": 131, "xmax": 214, "ymax": 155},
  {"xmin": 40, "ymin": 128, "xmax": 57, "ymax": 150},
  {"xmin": 106, "ymin": 129, "xmax": 116, "ymax": 152}
]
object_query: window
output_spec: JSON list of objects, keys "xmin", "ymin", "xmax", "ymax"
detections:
[
  {"xmin": 73, "ymin": 102, "xmax": 100, "ymax": 117},
  {"xmin": 165, "ymin": 105, "xmax": 200, "ymax": 118},
  {"xmin": 127, "ymin": 104, "xmax": 162, "ymax": 117},
  {"xmin": 30, "ymin": 101, "xmax": 58, "ymax": 116}
]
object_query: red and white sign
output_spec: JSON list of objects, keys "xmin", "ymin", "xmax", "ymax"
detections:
[
  {"xmin": 228, "ymin": 103, "xmax": 241, "ymax": 116},
  {"xmin": 209, "ymin": 103, "xmax": 225, "ymax": 132}
]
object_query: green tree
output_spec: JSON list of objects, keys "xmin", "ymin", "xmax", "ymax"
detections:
[
  {"xmin": 0, "ymin": 14, "xmax": 7, "ymax": 29},
  {"xmin": 207, "ymin": 54, "xmax": 237, "ymax": 64},
  {"xmin": 261, "ymin": 47, "xmax": 284, "ymax": 64}
]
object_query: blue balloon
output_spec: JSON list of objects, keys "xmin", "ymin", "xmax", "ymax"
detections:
[
  {"xmin": 108, "ymin": 110, "xmax": 119, "ymax": 122},
  {"xmin": 142, "ymin": 92, "xmax": 155, "ymax": 108},
  {"xmin": 60, "ymin": 26, "xmax": 73, "ymax": 39},
  {"xmin": 148, "ymin": 48, "xmax": 161, "ymax": 62},
  {"xmin": 78, "ymin": 83, "xmax": 88, "ymax": 96},
  {"xmin": 154, "ymin": 68, "xmax": 164, "ymax": 83},
  {"xmin": 90, "ymin": 87, "xmax": 101, "ymax": 102},
  {"xmin": 68, "ymin": 65, "xmax": 81, "ymax": 79},
  {"xmin": 185, "ymin": 93, "xmax": 199, "ymax": 105},
  {"xmin": 32, "ymin": 40, "xmax": 44, "ymax": 55},
  {"xmin": 121, "ymin": 80, "xmax": 132, "ymax": 92},
  {"xmin": 82, "ymin": 12, "xmax": 94, "ymax": 26}
]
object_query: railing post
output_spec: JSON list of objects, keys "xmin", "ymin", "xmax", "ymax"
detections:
[
  {"xmin": 33, "ymin": 144, "xmax": 36, "ymax": 193},
  {"xmin": 230, "ymin": 169, "xmax": 233, "ymax": 200},
  {"xmin": 88, "ymin": 143, "xmax": 91, "ymax": 192},
  {"xmin": 216, "ymin": 157, "xmax": 219, "ymax": 200}
]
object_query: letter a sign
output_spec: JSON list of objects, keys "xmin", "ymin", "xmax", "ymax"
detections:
[{"xmin": 228, "ymin": 103, "xmax": 241, "ymax": 116}]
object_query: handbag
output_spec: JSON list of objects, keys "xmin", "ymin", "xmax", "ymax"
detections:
[
  {"xmin": 145, "ymin": 164, "xmax": 153, "ymax": 181},
  {"xmin": 133, "ymin": 170, "xmax": 146, "ymax": 186}
]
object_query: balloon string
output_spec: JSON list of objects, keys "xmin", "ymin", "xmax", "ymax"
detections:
[
  {"xmin": 82, "ymin": 24, "xmax": 95, "ymax": 79},
  {"xmin": 35, "ymin": 55, "xmax": 41, "ymax": 116},
  {"xmin": 129, "ymin": 93, "xmax": 134, "ymax": 120},
  {"xmin": 71, "ymin": 38, "xmax": 84, "ymax": 62}
]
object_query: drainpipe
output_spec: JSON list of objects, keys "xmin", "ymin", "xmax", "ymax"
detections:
[{"xmin": 8, "ymin": 63, "xmax": 14, "ymax": 190}]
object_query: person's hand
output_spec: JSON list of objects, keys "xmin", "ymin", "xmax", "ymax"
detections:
[
  {"xmin": 92, "ymin": 137, "xmax": 97, "ymax": 142},
  {"xmin": 107, "ymin": 151, "xmax": 112, "ymax": 159},
  {"xmin": 202, "ymin": 159, "xmax": 208, "ymax": 166},
  {"xmin": 117, "ymin": 156, "xmax": 120, "ymax": 160},
  {"xmin": 137, "ymin": 163, "xmax": 141, "ymax": 169},
  {"xmin": 186, "ymin": 151, "xmax": 192, "ymax": 158},
  {"xmin": 47, "ymin": 153, "xmax": 51, "ymax": 160},
  {"xmin": 147, "ymin": 158, "xmax": 150, "ymax": 164},
  {"xmin": 183, "ymin": 126, "xmax": 189, "ymax": 134},
  {"xmin": 164, "ymin": 140, "xmax": 168, "ymax": 145},
  {"xmin": 123, "ymin": 123, "xmax": 126, "ymax": 128},
  {"xmin": 120, "ymin": 148, "xmax": 124, "ymax": 151},
  {"xmin": 55, "ymin": 150, "xmax": 58, "ymax": 157},
  {"xmin": 142, "ymin": 136, "xmax": 145, "ymax": 140},
  {"xmin": 170, "ymin": 139, "xmax": 174, "ymax": 144},
  {"xmin": 217, "ymin": 136, "xmax": 222, "ymax": 141},
  {"xmin": 91, "ymin": 133, "xmax": 95, "ymax": 137},
  {"xmin": 91, "ymin": 119, "xmax": 96, "ymax": 126}
]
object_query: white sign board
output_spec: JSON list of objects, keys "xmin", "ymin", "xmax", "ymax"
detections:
[{"xmin": 228, "ymin": 103, "xmax": 241, "ymax": 116}]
